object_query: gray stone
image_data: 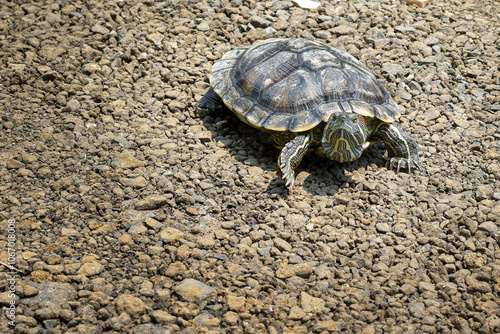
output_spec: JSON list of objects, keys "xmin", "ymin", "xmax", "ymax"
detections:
[{"xmin": 249, "ymin": 16, "xmax": 272, "ymax": 28}]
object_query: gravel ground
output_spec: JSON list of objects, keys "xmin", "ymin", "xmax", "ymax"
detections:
[{"xmin": 0, "ymin": 0, "xmax": 499, "ymax": 333}]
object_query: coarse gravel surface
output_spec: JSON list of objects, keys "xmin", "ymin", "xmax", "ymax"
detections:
[{"xmin": 0, "ymin": 0, "xmax": 499, "ymax": 333}]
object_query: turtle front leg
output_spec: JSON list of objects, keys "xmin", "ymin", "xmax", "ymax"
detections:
[
  {"xmin": 278, "ymin": 133, "xmax": 313, "ymax": 187},
  {"xmin": 376, "ymin": 124, "xmax": 420, "ymax": 173},
  {"xmin": 194, "ymin": 87, "xmax": 225, "ymax": 116}
]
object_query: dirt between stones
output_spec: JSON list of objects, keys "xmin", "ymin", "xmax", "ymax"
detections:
[{"xmin": 0, "ymin": 0, "xmax": 499, "ymax": 333}]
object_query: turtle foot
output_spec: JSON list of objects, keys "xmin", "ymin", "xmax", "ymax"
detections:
[{"xmin": 277, "ymin": 133, "xmax": 313, "ymax": 187}]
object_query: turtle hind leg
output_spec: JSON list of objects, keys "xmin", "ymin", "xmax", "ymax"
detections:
[
  {"xmin": 194, "ymin": 87, "xmax": 226, "ymax": 117},
  {"xmin": 278, "ymin": 133, "xmax": 313, "ymax": 187},
  {"xmin": 376, "ymin": 124, "xmax": 420, "ymax": 173}
]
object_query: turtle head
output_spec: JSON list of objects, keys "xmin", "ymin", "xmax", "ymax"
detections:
[{"xmin": 321, "ymin": 112, "xmax": 368, "ymax": 162}]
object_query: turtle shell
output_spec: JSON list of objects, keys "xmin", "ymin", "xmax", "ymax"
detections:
[{"xmin": 210, "ymin": 38, "xmax": 401, "ymax": 132}]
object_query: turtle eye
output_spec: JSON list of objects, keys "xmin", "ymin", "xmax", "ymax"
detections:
[{"xmin": 352, "ymin": 115, "xmax": 358, "ymax": 123}]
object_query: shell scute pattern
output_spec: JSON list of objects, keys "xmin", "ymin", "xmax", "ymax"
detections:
[
  {"xmin": 210, "ymin": 38, "xmax": 401, "ymax": 132},
  {"xmin": 299, "ymin": 48, "xmax": 344, "ymax": 72},
  {"xmin": 235, "ymin": 39, "xmax": 288, "ymax": 78},
  {"xmin": 237, "ymin": 52, "xmax": 298, "ymax": 104},
  {"xmin": 265, "ymin": 69, "xmax": 322, "ymax": 113}
]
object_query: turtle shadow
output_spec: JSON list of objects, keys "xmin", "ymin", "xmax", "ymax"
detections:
[
  {"xmin": 200, "ymin": 112, "xmax": 279, "ymax": 173},
  {"xmin": 200, "ymin": 111, "xmax": 389, "ymax": 196},
  {"xmin": 266, "ymin": 143, "xmax": 388, "ymax": 198}
]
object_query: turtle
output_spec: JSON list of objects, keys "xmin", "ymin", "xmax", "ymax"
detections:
[{"xmin": 195, "ymin": 38, "xmax": 419, "ymax": 187}]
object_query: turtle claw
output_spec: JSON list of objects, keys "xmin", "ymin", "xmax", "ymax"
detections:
[
  {"xmin": 387, "ymin": 157, "xmax": 419, "ymax": 174},
  {"xmin": 278, "ymin": 156, "xmax": 295, "ymax": 187}
]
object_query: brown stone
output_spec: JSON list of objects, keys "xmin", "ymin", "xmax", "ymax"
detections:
[{"xmin": 174, "ymin": 279, "xmax": 217, "ymax": 302}]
